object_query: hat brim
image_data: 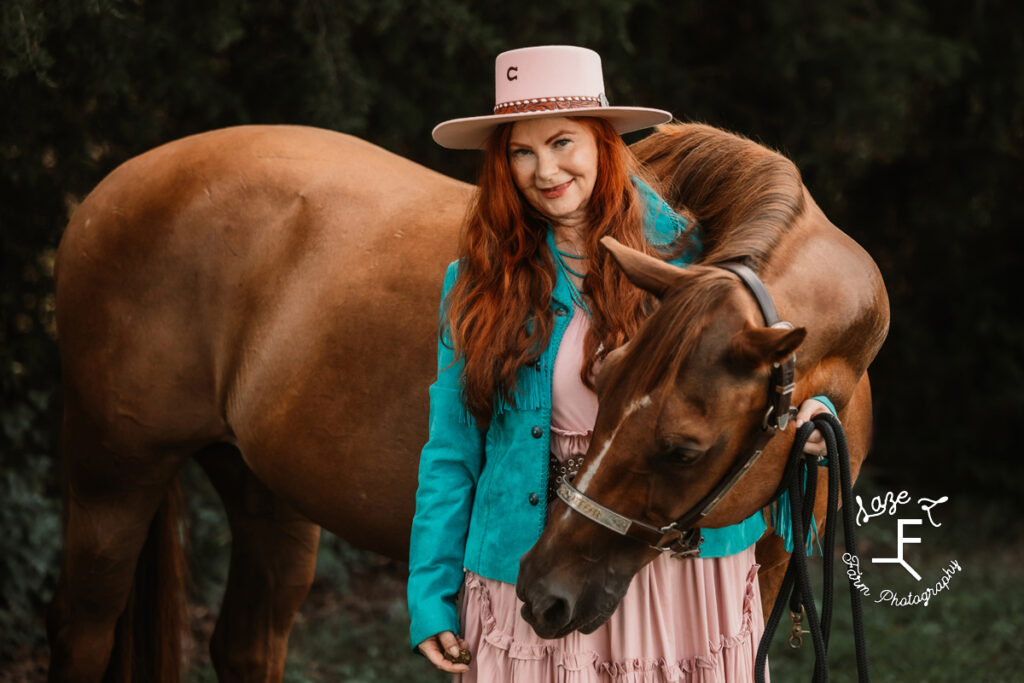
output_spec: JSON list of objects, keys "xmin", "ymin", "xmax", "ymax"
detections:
[{"xmin": 432, "ymin": 106, "xmax": 673, "ymax": 150}]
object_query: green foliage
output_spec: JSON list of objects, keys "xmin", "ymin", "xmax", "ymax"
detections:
[
  {"xmin": 0, "ymin": 317, "xmax": 59, "ymax": 656},
  {"xmin": 1, "ymin": 0, "xmax": 1021, "ymax": 671},
  {"xmin": 0, "ymin": 455, "xmax": 60, "ymax": 655}
]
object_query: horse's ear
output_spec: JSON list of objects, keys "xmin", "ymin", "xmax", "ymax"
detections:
[
  {"xmin": 595, "ymin": 339, "xmax": 631, "ymax": 394},
  {"xmin": 600, "ymin": 236, "xmax": 684, "ymax": 299},
  {"xmin": 728, "ymin": 324, "xmax": 807, "ymax": 370}
]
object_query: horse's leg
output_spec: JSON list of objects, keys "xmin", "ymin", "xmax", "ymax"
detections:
[
  {"xmin": 195, "ymin": 444, "xmax": 321, "ymax": 683},
  {"xmin": 754, "ymin": 533, "xmax": 789, "ymax": 619},
  {"xmin": 47, "ymin": 400, "xmax": 189, "ymax": 683}
]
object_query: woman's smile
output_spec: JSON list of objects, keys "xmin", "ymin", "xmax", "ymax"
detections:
[{"xmin": 540, "ymin": 180, "xmax": 573, "ymax": 199}]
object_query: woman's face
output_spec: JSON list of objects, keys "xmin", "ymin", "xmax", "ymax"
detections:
[{"xmin": 508, "ymin": 117, "xmax": 599, "ymax": 229}]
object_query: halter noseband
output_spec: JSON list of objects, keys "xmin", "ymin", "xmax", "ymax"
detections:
[{"xmin": 556, "ymin": 262, "xmax": 797, "ymax": 558}]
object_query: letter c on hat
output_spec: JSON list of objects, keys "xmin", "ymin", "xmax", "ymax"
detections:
[{"xmin": 506, "ymin": 66, "xmax": 518, "ymax": 81}]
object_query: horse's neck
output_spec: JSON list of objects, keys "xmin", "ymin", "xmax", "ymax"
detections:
[{"xmin": 759, "ymin": 196, "xmax": 889, "ymax": 400}]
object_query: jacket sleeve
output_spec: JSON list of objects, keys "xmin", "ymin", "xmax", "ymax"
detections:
[{"xmin": 407, "ymin": 260, "xmax": 485, "ymax": 649}]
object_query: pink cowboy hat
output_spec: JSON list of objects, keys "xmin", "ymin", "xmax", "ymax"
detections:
[{"xmin": 432, "ymin": 45, "xmax": 673, "ymax": 150}]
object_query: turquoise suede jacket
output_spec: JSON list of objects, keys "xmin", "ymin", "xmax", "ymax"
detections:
[{"xmin": 406, "ymin": 182, "xmax": 832, "ymax": 649}]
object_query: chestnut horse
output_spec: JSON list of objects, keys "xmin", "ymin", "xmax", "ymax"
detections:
[
  {"xmin": 48, "ymin": 123, "xmax": 884, "ymax": 681},
  {"xmin": 49, "ymin": 125, "xmax": 470, "ymax": 682},
  {"xmin": 516, "ymin": 127, "xmax": 889, "ymax": 638}
]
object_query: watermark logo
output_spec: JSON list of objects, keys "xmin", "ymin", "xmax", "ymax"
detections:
[{"xmin": 841, "ymin": 489, "xmax": 964, "ymax": 607}]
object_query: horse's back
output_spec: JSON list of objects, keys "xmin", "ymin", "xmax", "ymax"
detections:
[
  {"xmin": 56, "ymin": 126, "xmax": 472, "ymax": 554},
  {"xmin": 769, "ymin": 189, "xmax": 889, "ymax": 403},
  {"xmin": 59, "ymin": 125, "xmax": 467, "ymax": 298}
]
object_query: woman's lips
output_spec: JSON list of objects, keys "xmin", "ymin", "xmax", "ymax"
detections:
[{"xmin": 540, "ymin": 180, "xmax": 572, "ymax": 199}]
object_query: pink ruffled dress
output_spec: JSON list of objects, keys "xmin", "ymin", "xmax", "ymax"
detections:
[{"xmin": 458, "ymin": 306, "xmax": 767, "ymax": 682}]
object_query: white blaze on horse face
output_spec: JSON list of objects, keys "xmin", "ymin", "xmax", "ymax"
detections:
[
  {"xmin": 573, "ymin": 393, "xmax": 652, "ymax": 496},
  {"xmin": 625, "ymin": 394, "xmax": 653, "ymax": 415}
]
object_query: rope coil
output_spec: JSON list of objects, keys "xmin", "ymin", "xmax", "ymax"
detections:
[{"xmin": 754, "ymin": 413, "xmax": 870, "ymax": 683}]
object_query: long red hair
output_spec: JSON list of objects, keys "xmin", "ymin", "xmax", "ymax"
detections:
[{"xmin": 444, "ymin": 117, "xmax": 684, "ymax": 426}]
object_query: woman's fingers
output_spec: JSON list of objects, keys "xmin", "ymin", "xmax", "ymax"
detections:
[
  {"xmin": 417, "ymin": 632, "xmax": 470, "ymax": 673},
  {"xmin": 795, "ymin": 398, "xmax": 830, "ymax": 455},
  {"xmin": 415, "ymin": 636, "xmax": 443, "ymax": 666},
  {"xmin": 802, "ymin": 430, "xmax": 825, "ymax": 454},
  {"xmin": 438, "ymin": 630, "xmax": 461, "ymax": 659}
]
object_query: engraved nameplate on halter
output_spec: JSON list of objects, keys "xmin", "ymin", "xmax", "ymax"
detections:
[{"xmin": 556, "ymin": 481, "xmax": 632, "ymax": 535}]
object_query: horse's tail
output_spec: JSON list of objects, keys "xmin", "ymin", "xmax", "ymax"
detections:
[{"xmin": 107, "ymin": 481, "xmax": 189, "ymax": 682}]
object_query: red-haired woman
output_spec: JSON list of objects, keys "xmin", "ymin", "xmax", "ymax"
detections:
[{"xmin": 408, "ymin": 46, "xmax": 834, "ymax": 681}]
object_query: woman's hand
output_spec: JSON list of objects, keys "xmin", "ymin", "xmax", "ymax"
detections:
[
  {"xmin": 417, "ymin": 630, "xmax": 471, "ymax": 674},
  {"xmin": 795, "ymin": 398, "xmax": 834, "ymax": 457}
]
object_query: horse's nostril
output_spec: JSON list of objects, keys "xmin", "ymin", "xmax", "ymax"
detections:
[{"xmin": 540, "ymin": 596, "xmax": 569, "ymax": 629}]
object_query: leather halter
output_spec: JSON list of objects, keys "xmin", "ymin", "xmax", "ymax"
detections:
[{"xmin": 556, "ymin": 262, "xmax": 797, "ymax": 558}]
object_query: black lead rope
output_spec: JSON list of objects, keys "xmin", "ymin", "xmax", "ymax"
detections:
[{"xmin": 754, "ymin": 413, "xmax": 870, "ymax": 683}]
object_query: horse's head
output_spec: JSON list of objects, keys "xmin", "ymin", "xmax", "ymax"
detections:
[{"xmin": 516, "ymin": 237, "xmax": 806, "ymax": 638}]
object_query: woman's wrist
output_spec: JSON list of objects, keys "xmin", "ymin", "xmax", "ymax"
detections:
[{"xmin": 809, "ymin": 394, "xmax": 837, "ymax": 417}]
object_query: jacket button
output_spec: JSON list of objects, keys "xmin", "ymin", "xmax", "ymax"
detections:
[
  {"xmin": 529, "ymin": 493, "xmax": 540, "ymax": 506},
  {"xmin": 555, "ymin": 305, "xmax": 569, "ymax": 316},
  {"xmin": 531, "ymin": 426, "xmax": 543, "ymax": 438}
]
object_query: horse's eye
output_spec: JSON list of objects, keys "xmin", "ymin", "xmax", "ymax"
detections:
[{"xmin": 661, "ymin": 444, "xmax": 706, "ymax": 465}]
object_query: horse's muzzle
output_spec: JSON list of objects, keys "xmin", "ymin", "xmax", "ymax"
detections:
[{"xmin": 516, "ymin": 544, "xmax": 631, "ymax": 639}]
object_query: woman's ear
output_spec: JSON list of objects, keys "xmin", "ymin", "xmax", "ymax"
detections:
[{"xmin": 600, "ymin": 236, "xmax": 687, "ymax": 299}]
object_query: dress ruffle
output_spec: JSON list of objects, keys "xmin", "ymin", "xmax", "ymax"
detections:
[
  {"xmin": 550, "ymin": 425, "xmax": 592, "ymax": 460},
  {"xmin": 458, "ymin": 554, "xmax": 764, "ymax": 682}
]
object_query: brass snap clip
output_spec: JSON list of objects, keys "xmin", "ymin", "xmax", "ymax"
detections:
[{"xmin": 788, "ymin": 606, "xmax": 810, "ymax": 649}]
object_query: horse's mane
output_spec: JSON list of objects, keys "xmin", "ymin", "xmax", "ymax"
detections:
[
  {"xmin": 616, "ymin": 124, "xmax": 807, "ymax": 400},
  {"xmin": 631, "ymin": 122, "xmax": 806, "ymax": 270}
]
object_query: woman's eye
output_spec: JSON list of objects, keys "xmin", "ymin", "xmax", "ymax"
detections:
[
  {"xmin": 553, "ymin": 138, "xmax": 572, "ymax": 148},
  {"xmin": 509, "ymin": 148, "xmax": 532, "ymax": 158}
]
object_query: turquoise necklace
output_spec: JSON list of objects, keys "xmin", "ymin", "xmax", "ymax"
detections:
[{"xmin": 553, "ymin": 246, "xmax": 588, "ymax": 310}]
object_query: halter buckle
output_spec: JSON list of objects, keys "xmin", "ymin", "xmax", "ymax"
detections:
[
  {"xmin": 777, "ymin": 404, "xmax": 797, "ymax": 431},
  {"xmin": 653, "ymin": 525, "xmax": 703, "ymax": 559}
]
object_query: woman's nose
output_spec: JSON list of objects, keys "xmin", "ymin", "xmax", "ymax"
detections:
[{"xmin": 535, "ymin": 151, "xmax": 559, "ymax": 182}]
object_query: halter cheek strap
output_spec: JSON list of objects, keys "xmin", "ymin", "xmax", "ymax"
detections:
[
  {"xmin": 556, "ymin": 480, "xmax": 704, "ymax": 558},
  {"xmin": 720, "ymin": 263, "xmax": 797, "ymax": 432},
  {"xmin": 555, "ymin": 262, "xmax": 797, "ymax": 558}
]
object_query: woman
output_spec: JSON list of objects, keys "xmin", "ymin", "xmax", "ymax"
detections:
[{"xmin": 408, "ymin": 45, "xmax": 833, "ymax": 681}]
